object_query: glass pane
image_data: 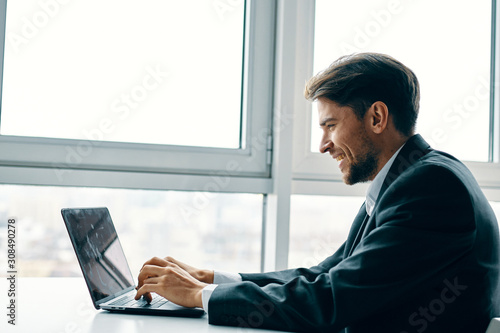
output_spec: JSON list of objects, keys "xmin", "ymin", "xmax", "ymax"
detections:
[
  {"xmin": 312, "ymin": 0, "xmax": 491, "ymax": 162},
  {"xmin": 1, "ymin": 0, "xmax": 245, "ymax": 148},
  {"xmin": 289, "ymin": 195, "xmax": 365, "ymax": 268},
  {"xmin": 489, "ymin": 201, "xmax": 500, "ymax": 227},
  {"xmin": 0, "ymin": 185, "xmax": 262, "ymax": 277}
]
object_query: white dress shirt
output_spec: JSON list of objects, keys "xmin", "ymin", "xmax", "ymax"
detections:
[{"xmin": 365, "ymin": 144, "xmax": 404, "ymax": 216}]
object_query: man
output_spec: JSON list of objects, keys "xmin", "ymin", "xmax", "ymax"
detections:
[{"xmin": 135, "ymin": 53, "xmax": 500, "ymax": 332}]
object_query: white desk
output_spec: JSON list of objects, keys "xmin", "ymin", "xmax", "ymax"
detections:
[{"xmin": 0, "ymin": 277, "xmax": 284, "ymax": 333}]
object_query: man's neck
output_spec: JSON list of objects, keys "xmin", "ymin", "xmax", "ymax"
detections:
[
  {"xmin": 373, "ymin": 134, "xmax": 410, "ymax": 179},
  {"xmin": 365, "ymin": 141, "xmax": 407, "ymax": 215}
]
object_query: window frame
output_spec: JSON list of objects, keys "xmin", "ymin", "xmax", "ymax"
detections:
[
  {"xmin": 291, "ymin": 0, "xmax": 500, "ymax": 200},
  {"xmin": 0, "ymin": 0, "xmax": 276, "ymax": 192}
]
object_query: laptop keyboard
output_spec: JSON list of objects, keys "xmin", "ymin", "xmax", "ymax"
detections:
[{"xmin": 108, "ymin": 293, "xmax": 170, "ymax": 309}]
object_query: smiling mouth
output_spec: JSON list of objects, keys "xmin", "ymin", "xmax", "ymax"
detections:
[{"xmin": 335, "ymin": 154, "xmax": 346, "ymax": 162}]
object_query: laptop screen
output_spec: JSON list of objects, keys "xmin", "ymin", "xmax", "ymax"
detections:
[{"xmin": 62, "ymin": 208, "xmax": 135, "ymax": 305}]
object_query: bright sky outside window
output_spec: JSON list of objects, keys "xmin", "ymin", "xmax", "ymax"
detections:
[
  {"xmin": 289, "ymin": 195, "xmax": 365, "ymax": 269},
  {"xmin": 1, "ymin": 0, "xmax": 245, "ymax": 149},
  {"xmin": 311, "ymin": 0, "xmax": 492, "ymax": 162},
  {"xmin": 0, "ymin": 184, "xmax": 262, "ymax": 277}
]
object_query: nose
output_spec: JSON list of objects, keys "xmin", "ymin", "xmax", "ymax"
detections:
[{"xmin": 319, "ymin": 135, "xmax": 333, "ymax": 154}]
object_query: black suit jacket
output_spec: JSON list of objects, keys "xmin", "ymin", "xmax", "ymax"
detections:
[{"xmin": 208, "ymin": 135, "xmax": 500, "ymax": 333}]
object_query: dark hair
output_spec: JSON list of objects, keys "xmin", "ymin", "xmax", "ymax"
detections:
[{"xmin": 304, "ymin": 52, "xmax": 420, "ymax": 136}]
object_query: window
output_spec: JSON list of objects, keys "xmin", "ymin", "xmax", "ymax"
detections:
[
  {"xmin": 0, "ymin": 0, "xmax": 277, "ymax": 276},
  {"xmin": 490, "ymin": 201, "xmax": 500, "ymax": 224},
  {"xmin": 289, "ymin": 195, "xmax": 364, "ymax": 269},
  {"xmin": 0, "ymin": 0, "xmax": 276, "ymax": 189},
  {"xmin": 294, "ymin": 0, "xmax": 500, "ymax": 190},
  {"xmin": 2, "ymin": 0, "xmax": 244, "ymax": 149},
  {"xmin": 311, "ymin": 0, "xmax": 493, "ymax": 163},
  {"xmin": 0, "ymin": 184, "xmax": 263, "ymax": 277}
]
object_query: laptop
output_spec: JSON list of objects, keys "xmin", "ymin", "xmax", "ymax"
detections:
[{"xmin": 61, "ymin": 207, "xmax": 205, "ymax": 317}]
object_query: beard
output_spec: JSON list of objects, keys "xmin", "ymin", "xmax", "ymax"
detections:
[{"xmin": 343, "ymin": 132, "xmax": 379, "ymax": 185}]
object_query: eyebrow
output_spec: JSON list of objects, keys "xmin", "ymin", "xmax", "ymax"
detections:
[{"xmin": 319, "ymin": 117, "xmax": 337, "ymax": 126}]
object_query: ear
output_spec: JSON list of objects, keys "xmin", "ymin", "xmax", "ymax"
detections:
[{"xmin": 365, "ymin": 101, "xmax": 389, "ymax": 134}]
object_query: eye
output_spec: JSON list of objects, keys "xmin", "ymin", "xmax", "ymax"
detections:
[{"xmin": 327, "ymin": 124, "xmax": 336, "ymax": 131}]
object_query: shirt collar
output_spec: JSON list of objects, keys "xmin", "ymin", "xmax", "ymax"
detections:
[{"xmin": 365, "ymin": 143, "xmax": 405, "ymax": 216}]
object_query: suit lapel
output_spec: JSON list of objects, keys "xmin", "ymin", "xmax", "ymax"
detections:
[{"xmin": 345, "ymin": 203, "xmax": 369, "ymax": 258}]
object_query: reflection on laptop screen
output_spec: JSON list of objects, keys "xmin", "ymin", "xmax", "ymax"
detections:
[{"xmin": 64, "ymin": 208, "xmax": 134, "ymax": 303}]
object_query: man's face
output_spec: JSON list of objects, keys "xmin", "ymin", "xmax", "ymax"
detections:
[{"xmin": 318, "ymin": 98, "xmax": 380, "ymax": 185}]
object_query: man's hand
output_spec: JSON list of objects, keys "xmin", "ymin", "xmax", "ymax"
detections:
[
  {"xmin": 134, "ymin": 257, "xmax": 210, "ymax": 308},
  {"xmin": 163, "ymin": 256, "xmax": 214, "ymax": 284}
]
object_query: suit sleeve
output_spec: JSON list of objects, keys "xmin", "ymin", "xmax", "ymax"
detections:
[{"xmin": 207, "ymin": 164, "xmax": 476, "ymax": 332}]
